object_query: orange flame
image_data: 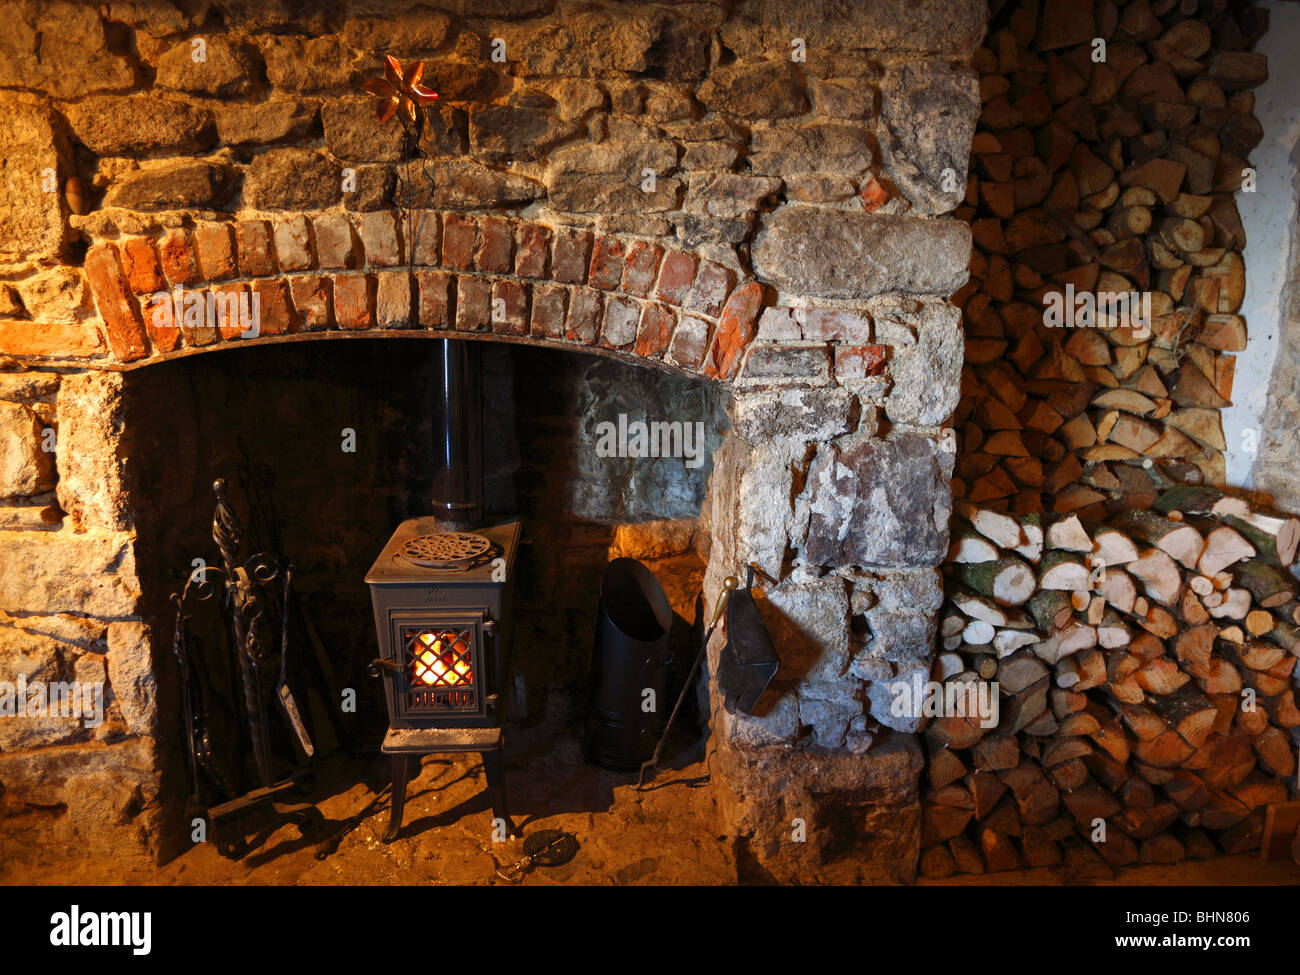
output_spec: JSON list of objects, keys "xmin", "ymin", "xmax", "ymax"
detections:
[{"xmin": 413, "ymin": 632, "xmax": 472, "ymax": 687}]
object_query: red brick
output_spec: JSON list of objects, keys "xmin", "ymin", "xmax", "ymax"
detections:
[
  {"xmin": 621, "ymin": 241, "xmax": 663, "ymax": 297},
  {"xmin": 84, "ymin": 243, "xmax": 150, "ymax": 361},
  {"xmin": 530, "ymin": 283, "xmax": 567, "ymax": 338},
  {"xmin": 158, "ymin": 229, "xmax": 199, "ymax": 286},
  {"xmin": 314, "ymin": 213, "xmax": 358, "ymax": 269},
  {"xmin": 193, "ymin": 223, "xmax": 237, "ymax": 281},
  {"xmin": 704, "ymin": 281, "xmax": 763, "ymax": 380},
  {"xmin": 456, "ymin": 276, "xmax": 491, "ymax": 331},
  {"xmin": 170, "ymin": 289, "xmax": 216, "ymax": 347},
  {"xmin": 210, "ymin": 282, "xmax": 252, "ymax": 341},
  {"xmin": 273, "ymin": 216, "xmax": 313, "ymax": 271},
  {"xmin": 0, "ymin": 321, "xmax": 103, "ymax": 359},
  {"xmin": 289, "ymin": 276, "xmax": 332, "ymax": 331},
  {"xmin": 515, "ymin": 223, "xmax": 551, "ymax": 279},
  {"xmin": 654, "ymin": 250, "xmax": 697, "ymax": 305},
  {"xmin": 684, "ymin": 260, "xmax": 735, "ymax": 318},
  {"xmin": 412, "ymin": 211, "xmax": 440, "ymax": 265},
  {"xmin": 332, "ymin": 274, "xmax": 374, "ymax": 330},
  {"xmin": 361, "ymin": 210, "xmax": 401, "ymax": 267},
  {"xmin": 491, "ymin": 279, "xmax": 528, "ymax": 335},
  {"xmin": 667, "ymin": 314, "xmax": 710, "ymax": 369},
  {"xmin": 799, "ymin": 308, "xmax": 871, "ymax": 341},
  {"xmin": 416, "ymin": 270, "xmax": 453, "ymax": 327},
  {"xmin": 588, "ymin": 235, "xmax": 626, "ymax": 290},
  {"xmin": 859, "ymin": 175, "xmax": 890, "ymax": 212},
  {"xmin": 376, "ymin": 270, "xmax": 412, "ymax": 327},
  {"xmin": 601, "ymin": 295, "xmax": 640, "ymax": 349},
  {"xmin": 566, "ymin": 288, "xmax": 602, "ymax": 344},
  {"xmin": 834, "ymin": 344, "xmax": 889, "ymax": 382},
  {"xmin": 552, "ymin": 227, "xmax": 593, "ymax": 284},
  {"xmin": 139, "ymin": 289, "xmax": 183, "ymax": 352},
  {"xmin": 120, "ymin": 238, "xmax": 165, "ymax": 294},
  {"xmin": 476, "ymin": 216, "xmax": 514, "ymax": 273},
  {"xmin": 249, "ymin": 279, "xmax": 294, "ymax": 336},
  {"xmin": 235, "ymin": 220, "xmax": 276, "ymax": 276},
  {"xmin": 442, "ymin": 214, "xmax": 475, "ymax": 270},
  {"xmin": 635, "ymin": 303, "xmax": 676, "ymax": 358}
]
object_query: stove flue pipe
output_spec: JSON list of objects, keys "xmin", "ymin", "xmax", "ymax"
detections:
[{"xmin": 431, "ymin": 338, "xmax": 483, "ymax": 530}]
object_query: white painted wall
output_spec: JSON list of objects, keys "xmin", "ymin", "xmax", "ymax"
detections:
[{"xmin": 1223, "ymin": 0, "xmax": 1300, "ymax": 488}]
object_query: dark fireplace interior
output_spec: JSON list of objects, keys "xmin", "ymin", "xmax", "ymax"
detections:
[{"xmin": 117, "ymin": 338, "xmax": 726, "ymax": 848}]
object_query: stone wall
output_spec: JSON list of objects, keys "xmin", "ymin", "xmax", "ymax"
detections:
[{"xmin": 0, "ymin": 0, "xmax": 986, "ymax": 876}]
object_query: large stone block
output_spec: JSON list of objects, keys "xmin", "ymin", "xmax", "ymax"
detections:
[
  {"xmin": 748, "ymin": 124, "xmax": 873, "ymax": 177},
  {"xmin": 878, "ymin": 62, "xmax": 981, "ymax": 215},
  {"xmin": 0, "ymin": 99, "xmax": 69, "ymax": 265},
  {"xmin": 734, "ymin": 0, "xmax": 986, "ymax": 57},
  {"xmin": 0, "ymin": 531, "xmax": 140, "ymax": 618},
  {"xmin": 545, "ymin": 140, "xmax": 679, "ymax": 213},
  {"xmin": 696, "ymin": 60, "xmax": 807, "ymax": 119},
  {"xmin": 712, "ymin": 730, "xmax": 923, "ymax": 883},
  {"xmin": 883, "ymin": 301, "xmax": 964, "ymax": 425},
  {"xmin": 0, "ymin": 3, "xmax": 135, "ymax": 98},
  {"xmin": 805, "ymin": 434, "xmax": 953, "ymax": 568},
  {"xmin": 55, "ymin": 371, "xmax": 130, "ymax": 532},
  {"xmin": 155, "ymin": 35, "xmax": 260, "ymax": 96},
  {"xmin": 733, "ymin": 387, "xmax": 856, "ymax": 442},
  {"xmin": 66, "ymin": 96, "xmax": 215, "ymax": 156},
  {"xmin": 0, "ymin": 737, "xmax": 160, "ymax": 864},
  {"xmin": 106, "ymin": 621, "xmax": 157, "ymax": 738},
  {"xmin": 0, "ymin": 400, "xmax": 54, "ymax": 498},
  {"xmin": 245, "ymin": 148, "xmax": 341, "ymax": 211},
  {"xmin": 752, "ymin": 208, "xmax": 971, "ymax": 298}
]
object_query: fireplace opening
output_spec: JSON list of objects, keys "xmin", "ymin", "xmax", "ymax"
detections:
[{"xmin": 112, "ymin": 336, "xmax": 726, "ymax": 852}]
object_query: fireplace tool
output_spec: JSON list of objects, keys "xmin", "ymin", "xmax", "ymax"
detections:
[
  {"xmin": 636, "ymin": 566, "xmax": 781, "ymax": 790},
  {"xmin": 635, "ymin": 577, "xmax": 735, "ymax": 789},
  {"xmin": 170, "ymin": 478, "xmax": 338, "ymax": 859}
]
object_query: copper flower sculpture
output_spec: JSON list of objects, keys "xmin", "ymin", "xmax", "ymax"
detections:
[{"xmin": 360, "ymin": 55, "xmax": 438, "ymax": 129}]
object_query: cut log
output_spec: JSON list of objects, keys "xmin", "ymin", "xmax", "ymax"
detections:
[{"xmin": 958, "ymin": 557, "xmax": 1038, "ymax": 606}]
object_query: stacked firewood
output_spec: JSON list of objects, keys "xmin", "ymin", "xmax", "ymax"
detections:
[
  {"xmin": 922, "ymin": 491, "xmax": 1300, "ymax": 877},
  {"xmin": 952, "ymin": 0, "xmax": 1269, "ymax": 515}
]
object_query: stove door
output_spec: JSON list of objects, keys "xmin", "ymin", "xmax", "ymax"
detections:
[{"xmin": 385, "ymin": 610, "xmax": 493, "ymax": 727}]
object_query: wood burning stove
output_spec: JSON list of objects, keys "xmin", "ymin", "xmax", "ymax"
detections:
[{"xmin": 364, "ymin": 339, "xmax": 520, "ymax": 842}]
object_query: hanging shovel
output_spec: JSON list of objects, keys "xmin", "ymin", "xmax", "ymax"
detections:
[{"xmin": 714, "ymin": 565, "xmax": 781, "ymax": 715}]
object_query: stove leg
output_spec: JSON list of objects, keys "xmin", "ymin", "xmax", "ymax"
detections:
[
  {"xmin": 481, "ymin": 748, "xmax": 516, "ymax": 838},
  {"xmin": 384, "ymin": 754, "xmax": 412, "ymax": 843}
]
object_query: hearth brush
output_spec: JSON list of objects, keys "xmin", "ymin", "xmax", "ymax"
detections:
[{"xmin": 635, "ymin": 576, "xmax": 737, "ymax": 790}]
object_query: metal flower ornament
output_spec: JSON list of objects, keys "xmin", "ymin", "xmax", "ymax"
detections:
[
  {"xmin": 360, "ymin": 55, "xmax": 438, "ymax": 131},
  {"xmin": 359, "ymin": 56, "xmax": 441, "ymax": 286}
]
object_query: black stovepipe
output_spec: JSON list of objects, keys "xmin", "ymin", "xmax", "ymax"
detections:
[{"xmin": 431, "ymin": 338, "xmax": 483, "ymax": 530}]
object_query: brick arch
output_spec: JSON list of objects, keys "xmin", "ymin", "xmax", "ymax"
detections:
[{"xmin": 68, "ymin": 208, "xmax": 766, "ymax": 383}]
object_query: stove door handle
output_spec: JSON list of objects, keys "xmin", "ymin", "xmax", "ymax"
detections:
[{"xmin": 368, "ymin": 657, "xmax": 401, "ymax": 678}]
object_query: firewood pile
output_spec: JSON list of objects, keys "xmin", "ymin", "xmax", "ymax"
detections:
[{"xmin": 927, "ymin": 0, "xmax": 1290, "ymax": 878}]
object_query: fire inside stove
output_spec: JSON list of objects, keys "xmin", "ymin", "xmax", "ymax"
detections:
[{"xmin": 404, "ymin": 626, "xmax": 476, "ymax": 710}]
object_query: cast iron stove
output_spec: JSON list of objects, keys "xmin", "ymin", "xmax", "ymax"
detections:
[{"xmin": 366, "ymin": 517, "xmax": 521, "ymax": 840}]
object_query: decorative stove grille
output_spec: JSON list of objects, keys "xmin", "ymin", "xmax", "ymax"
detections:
[
  {"xmin": 402, "ymin": 625, "xmax": 477, "ymax": 711},
  {"xmin": 397, "ymin": 532, "xmax": 492, "ymax": 570}
]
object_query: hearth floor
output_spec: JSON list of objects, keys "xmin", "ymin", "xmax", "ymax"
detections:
[
  {"xmin": 3, "ymin": 726, "xmax": 737, "ymax": 886},
  {"xmin": 7, "ymin": 728, "xmax": 1300, "ymax": 885}
]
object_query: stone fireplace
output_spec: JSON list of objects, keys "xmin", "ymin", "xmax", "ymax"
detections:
[{"xmin": 0, "ymin": 0, "xmax": 985, "ymax": 883}]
